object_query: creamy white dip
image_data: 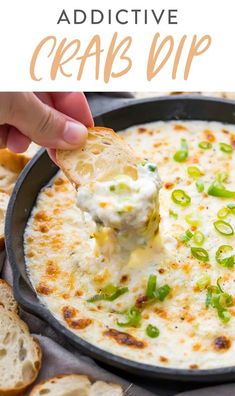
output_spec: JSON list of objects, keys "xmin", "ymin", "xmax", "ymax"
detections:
[{"xmin": 76, "ymin": 161, "xmax": 162, "ymax": 240}]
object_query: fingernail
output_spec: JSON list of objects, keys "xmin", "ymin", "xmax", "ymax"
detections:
[{"xmin": 63, "ymin": 121, "xmax": 87, "ymax": 145}]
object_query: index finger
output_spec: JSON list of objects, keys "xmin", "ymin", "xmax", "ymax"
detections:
[{"xmin": 49, "ymin": 92, "xmax": 94, "ymax": 128}]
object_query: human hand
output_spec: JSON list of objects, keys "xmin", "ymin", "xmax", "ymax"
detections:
[{"xmin": 0, "ymin": 92, "xmax": 93, "ymax": 161}]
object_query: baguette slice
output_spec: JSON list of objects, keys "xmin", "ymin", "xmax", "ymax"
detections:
[
  {"xmin": 29, "ymin": 374, "xmax": 91, "ymax": 396},
  {"xmin": 90, "ymin": 381, "xmax": 123, "ymax": 396},
  {"xmin": 56, "ymin": 127, "xmax": 138, "ymax": 188},
  {"xmin": 0, "ymin": 279, "xmax": 18, "ymax": 313},
  {"xmin": 29, "ymin": 375, "xmax": 123, "ymax": 396},
  {"xmin": 0, "ymin": 307, "xmax": 41, "ymax": 395}
]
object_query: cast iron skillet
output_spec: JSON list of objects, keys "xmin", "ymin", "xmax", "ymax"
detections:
[{"xmin": 5, "ymin": 95, "xmax": 235, "ymax": 383}]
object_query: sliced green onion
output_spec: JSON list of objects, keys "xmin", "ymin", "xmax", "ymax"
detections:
[
  {"xmin": 171, "ymin": 189, "xmax": 191, "ymax": 207},
  {"xmin": 155, "ymin": 285, "xmax": 171, "ymax": 301},
  {"xmin": 198, "ymin": 141, "xmax": 212, "ymax": 150},
  {"xmin": 206, "ymin": 279, "xmax": 233, "ymax": 323},
  {"xmin": 227, "ymin": 203, "xmax": 235, "ymax": 214},
  {"xmin": 146, "ymin": 274, "xmax": 157, "ymax": 299},
  {"xmin": 191, "ymin": 247, "xmax": 209, "ymax": 262},
  {"xmin": 216, "ymin": 245, "xmax": 234, "ymax": 268},
  {"xmin": 180, "ymin": 229, "xmax": 193, "ymax": 243},
  {"xmin": 217, "ymin": 207, "xmax": 230, "ymax": 219},
  {"xmin": 109, "ymin": 185, "xmax": 115, "ymax": 192},
  {"xmin": 146, "ymin": 275, "xmax": 171, "ymax": 302},
  {"xmin": 173, "ymin": 139, "xmax": 188, "ymax": 162},
  {"xmin": 185, "ymin": 213, "xmax": 202, "ymax": 227},
  {"xmin": 219, "ymin": 142, "xmax": 233, "ymax": 154},
  {"xmin": 87, "ymin": 284, "xmax": 128, "ymax": 303},
  {"xmin": 148, "ymin": 164, "xmax": 157, "ymax": 172},
  {"xmin": 195, "ymin": 180, "xmax": 204, "ymax": 193},
  {"xmin": 146, "ymin": 324, "xmax": 160, "ymax": 338},
  {"xmin": 208, "ymin": 182, "xmax": 235, "ymax": 199},
  {"xmin": 218, "ymin": 309, "xmax": 231, "ymax": 323},
  {"xmin": 193, "ymin": 231, "xmax": 205, "ymax": 246},
  {"xmin": 214, "ymin": 220, "xmax": 234, "ymax": 236},
  {"xmin": 169, "ymin": 209, "xmax": 178, "ymax": 219},
  {"xmin": 117, "ymin": 307, "xmax": 142, "ymax": 328},
  {"xmin": 187, "ymin": 166, "xmax": 202, "ymax": 178},
  {"xmin": 196, "ymin": 275, "xmax": 211, "ymax": 291}
]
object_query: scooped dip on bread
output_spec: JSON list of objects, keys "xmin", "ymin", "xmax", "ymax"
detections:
[
  {"xmin": 76, "ymin": 161, "xmax": 161, "ymax": 235},
  {"xmin": 56, "ymin": 127, "xmax": 161, "ymax": 245}
]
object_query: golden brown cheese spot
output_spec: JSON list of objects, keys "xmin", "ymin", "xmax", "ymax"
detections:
[
  {"xmin": 164, "ymin": 182, "xmax": 174, "ymax": 190},
  {"xmin": 189, "ymin": 364, "xmax": 199, "ymax": 369},
  {"xmin": 54, "ymin": 177, "xmax": 65, "ymax": 186},
  {"xmin": 69, "ymin": 318, "xmax": 92, "ymax": 330},
  {"xmin": 62, "ymin": 306, "xmax": 92, "ymax": 329},
  {"xmin": 99, "ymin": 202, "xmax": 109, "ymax": 208},
  {"xmin": 45, "ymin": 260, "xmax": 60, "ymax": 279},
  {"xmin": 36, "ymin": 282, "xmax": 54, "ymax": 295},
  {"xmin": 222, "ymin": 128, "xmax": 230, "ymax": 135},
  {"xmin": 39, "ymin": 225, "xmax": 49, "ymax": 233},
  {"xmin": 138, "ymin": 127, "xmax": 147, "ymax": 133},
  {"xmin": 62, "ymin": 305, "xmax": 78, "ymax": 319},
  {"xmin": 153, "ymin": 142, "xmax": 162, "ymax": 148},
  {"xmin": 135, "ymin": 295, "xmax": 148, "ymax": 309},
  {"xmin": 26, "ymin": 251, "xmax": 34, "ymax": 258},
  {"xmin": 174, "ymin": 124, "xmax": 188, "ymax": 131},
  {"xmin": 213, "ymin": 336, "xmax": 231, "ymax": 352},
  {"xmin": 192, "ymin": 343, "xmax": 201, "ymax": 351},
  {"xmin": 45, "ymin": 190, "xmax": 54, "ymax": 197},
  {"xmin": 61, "ymin": 293, "xmax": 70, "ymax": 300},
  {"xmin": 158, "ymin": 268, "xmax": 165, "ymax": 274},
  {"xmin": 203, "ymin": 129, "xmax": 216, "ymax": 142},
  {"xmin": 75, "ymin": 290, "xmax": 83, "ymax": 297},
  {"xmin": 34, "ymin": 211, "xmax": 51, "ymax": 222},
  {"xmin": 104, "ymin": 328, "xmax": 146, "ymax": 349},
  {"xmin": 159, "ymin": 356, "xmax": 169, "ymax": 363},
  {"xmin": 230, "ymin": 134, "xmax": 235, "ymax": 148},
  {"xmin": 154, "ymin": 308, "xmax": 168, "ymax": 320},
  {"xmin": 120, "ymin": 274, "xmax": 129, "ymax": 284}
]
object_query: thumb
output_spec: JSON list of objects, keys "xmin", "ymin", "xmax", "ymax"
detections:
[{"xmin": 2, "ymin": 93, "xmax": 88, "ymax": 149}]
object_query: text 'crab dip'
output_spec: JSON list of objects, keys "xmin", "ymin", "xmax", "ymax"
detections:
[{"xmin": 25, "ymin": 121, "xmax": 235, "ymax": 370}]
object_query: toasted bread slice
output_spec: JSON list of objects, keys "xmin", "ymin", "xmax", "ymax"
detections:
[
  {"xmin": 0, "ymin": 307, "xmax": 41, "ymax": 395},
  {"xmin": 56, "ymin": 127, "xmax": 138, "ymax": 188},
  {"xmin": 0, "ymin": 279, "xmax": 18, "ymax": 313},
  {"xmin": 90, "ymin": 381, "xmax": 123, "ymax": 396},
  {"xmin": 0, "ymin": 192, "xmax": 9, "ymax": 250},
  {"xmin": 29, "ymin": 375, "xmax": 123, "ymax": 396},
  {"xmin": 29, "ymin": 374, "xmax": 91, "ymax": 396}
]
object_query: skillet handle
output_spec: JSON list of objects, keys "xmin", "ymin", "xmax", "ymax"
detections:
[
  {"xmin": 13, "ymin": 270, "xmax": 49, "ymax": 320},
  {"xmin": 86, "ymin": 92, "xmax": 135, "ymax": 118}
]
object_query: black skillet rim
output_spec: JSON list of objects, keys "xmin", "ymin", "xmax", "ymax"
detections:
[{"xmin": 5, "ymin": 95, "xmax": 235, "ymax": 381}]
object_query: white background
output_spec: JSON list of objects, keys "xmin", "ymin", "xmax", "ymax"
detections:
[{"xmin": 0, "ymin": 0, "xmax": 234, "ymax": 91}]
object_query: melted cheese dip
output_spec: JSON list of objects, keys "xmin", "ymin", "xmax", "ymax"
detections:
[{"xmin": 25, "ymin": 121, "xmax": 235, "ymax": 369}]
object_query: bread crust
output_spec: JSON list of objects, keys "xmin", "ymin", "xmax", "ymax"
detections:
[
  {"xmin": 29, "ymin": 374, "xmax": 123, "ymax": 396},
  {"xmin": 29, "ymin": 374, "xmax": 91, "ymax": 396},
  {"xmin": 0, "ymin": 309, "xmax": 42, "ymax": 395},
  {"xmin": 0, "ymin": 279, "xmax": 18, "ymax": 313}
]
